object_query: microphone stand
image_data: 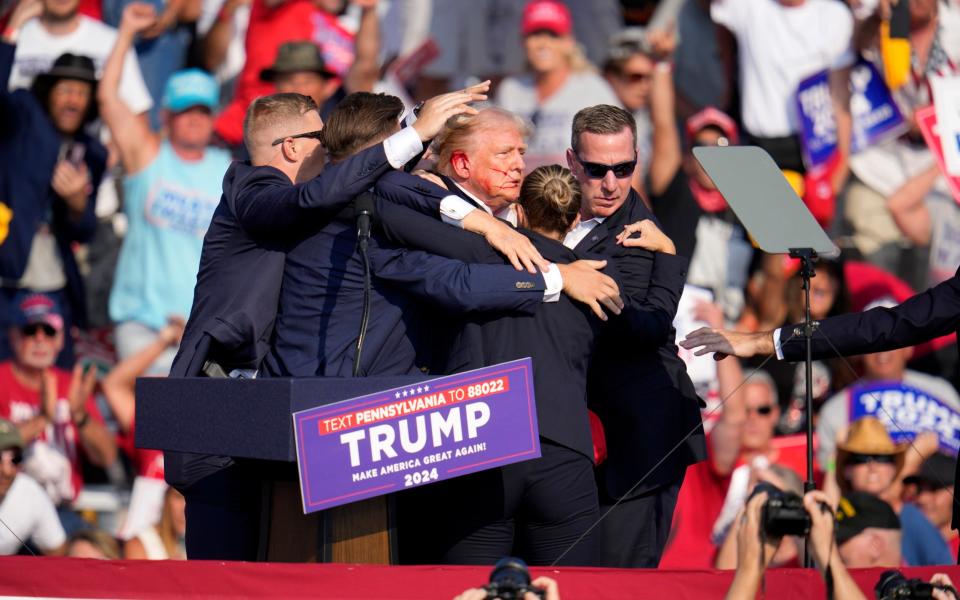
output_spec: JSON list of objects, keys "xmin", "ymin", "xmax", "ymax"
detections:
[
  {"xmin": 353, "ymin": 199, "xmax": 374, "ymax": 378},
  {"xmin": 789, "ymin": 247, "xmax": 818, "ymax": 569}
]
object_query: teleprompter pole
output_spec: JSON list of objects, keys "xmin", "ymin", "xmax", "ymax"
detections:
[{"xmin": 789, "ymin": 247, "xmax": 819, "ymax": 569}]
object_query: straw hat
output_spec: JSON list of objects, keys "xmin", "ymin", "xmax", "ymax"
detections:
[{"xmin": 836, "ymin": 416, "xmax": 906, "ymax": 494}]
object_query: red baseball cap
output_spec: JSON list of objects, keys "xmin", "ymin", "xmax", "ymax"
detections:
[{"xmin": 522, "ymin": 0, "xmax": 572, "ymax": 37}]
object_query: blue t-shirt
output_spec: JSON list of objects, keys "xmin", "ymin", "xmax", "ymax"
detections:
[
  {"xmin": 109, "ymin": 142, "xmax": 231, "ymax": 329},
  {"xmin": 900, "ymin": 502, "xmax": 954, "ymax": 566}
]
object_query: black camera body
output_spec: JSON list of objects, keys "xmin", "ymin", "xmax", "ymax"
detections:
[
  {"xmin": 752, "ymin": 482, "xmax": 811, "ymax": 537},
  {"xmin": 484, "ymin": 557, "xmax": 546, "ymax": 600},
  {"xmin": 874, "ymin": 570, "xmax": 955, "ymax": 599}
]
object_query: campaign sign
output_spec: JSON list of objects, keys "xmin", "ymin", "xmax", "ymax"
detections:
[
  {"xmin": 916, "ymin": 105, "xmax": 960, "ymax": 205},
  {"xmin": 849, "ymin": 60, "xmax": 906, "ymax": 153},
  {"xmin": 848, "ymin": 381, "xmax": 960, "ymax": 454},
  {"xmin": 292, "ymin": 358, "xmax": 541, "ymax": 513},
  {"xmin": 796, "ymin": 70, "xmax": 838, "ymax": 169},
  {"xmin": 796, "ymin": 60, "xmax": 906, "ymax": 169}
]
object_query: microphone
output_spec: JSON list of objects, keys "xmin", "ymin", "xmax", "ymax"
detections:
[
  {"xmin": 353, "ymin": 192, "xmax": 375, "ymax": 377},
  {"xmin": 355, "ymin": 192, "xmax": 375, "ymax": 250}
]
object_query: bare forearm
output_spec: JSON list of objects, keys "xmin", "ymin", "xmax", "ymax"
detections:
[
  {"xmin": 648, "ymin": 65, "xmax": 682, "ymax": 196},
  {"xmin": 77, "ymin": 420, "xmax": 117, "ymax": 467},
  {"xmin": 345, "ymin": 5, "xmax": 379, "ymax": 93},
  {"xmin": 16, "ymin": 415, "xmax": 49, "ymax": 443},
  {"xmin": 724, "ymin": 567, "xmax": 761, "ymax": 600}
]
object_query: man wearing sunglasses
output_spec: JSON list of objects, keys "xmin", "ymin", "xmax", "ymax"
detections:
[
  {"xmin": 166, "ymin": 85, "xmax": 490, "ymax": 561},
  {"xmin": 0, "ymin": 418, "xmax": 66, "ymax": 555},
  {"xmin": 0, "ymin": 292, "xmax": 116, "ymax": 522},
  {"xmin": 564, "ymin": 104, "xmax": 705, "ymax": 568}
]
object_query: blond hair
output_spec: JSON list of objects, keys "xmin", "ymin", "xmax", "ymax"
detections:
[
  {"xmin": 243, "ymin": 93, "xmax": 318, "ymax": 163},
  {"xmin": 519, "ymin": 165, "xmax": 581, "ymax": 236},
  {"xmin": 433, "ymin": 107, "xmax": 530, "ymax": 177}
]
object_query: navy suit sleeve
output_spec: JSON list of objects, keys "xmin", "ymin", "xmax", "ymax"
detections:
[
  {"xmin": 780, "ymin": 270, "xmax": 960, "ymax": 362},
  {"xmin": 374, "ymin": 170, "xmax": 446, "ymax": 215},
  {"xmin": 375, "ymin": 196, "xmax": 502, "ymax": 264},
  {"xmin": 368, "ymin": 236, "xmax": 543, "ymax": 315},
  {"xmin": 0, "ymin": 42, "xmax": 33, "ymax": 138},
  {"xmin": 610, "ymin": 251, "xmax": 688, "ymax": 346},
  {"xmin": 233, "ymin": 144, "xmax": 392, "ymax": 236}
]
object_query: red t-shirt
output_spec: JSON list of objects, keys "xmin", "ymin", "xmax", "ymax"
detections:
[
  {"xmin": 117, "ymin": 415, "xmax": 164, "ymax": 480},
  {"xmin": 214, "ymin": 0, "xmax": 354, "ymax": 145},
  {"xmin": 659, "ymin": 458, "xmax": 731, "ymax": 568},
  {"xmin": 0, "ymin": 362, "xmax": 104, "ymax": 502}
]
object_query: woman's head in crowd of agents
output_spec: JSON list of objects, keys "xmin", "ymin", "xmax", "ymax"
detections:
[
  {"xmin": 434, "ymin": 107, "xmax": 529, "ymax": 213},
  {"xmin": 517, "ymin": 165, "xmax": 581, "ymax": 240},
  {"xmin": 567, "ymin": 104, "xmax": 638, "ymax": 220},
  {"xmin": 243, "ymin": 93, "xmax": 325, "ymax": 183}
]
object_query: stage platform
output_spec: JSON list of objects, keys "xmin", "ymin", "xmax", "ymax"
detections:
[{"xmin": 1, "ymin": 557, "xmax": 958, "ymax": 598}]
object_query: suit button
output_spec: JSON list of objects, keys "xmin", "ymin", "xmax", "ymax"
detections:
[
  {"xmin": 419, "ymin": 366, "xmax": 429, "ymax": 373},
  {"xmin": 515, "ymin": 281, "xmax": 534, "ymax": 289}
]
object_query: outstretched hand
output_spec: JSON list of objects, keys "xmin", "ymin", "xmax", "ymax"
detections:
[{"xmin": 680, "ymin": 328, "xmax": 774, "ymax": 360}]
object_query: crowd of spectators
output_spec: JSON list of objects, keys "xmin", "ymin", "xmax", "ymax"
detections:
[{"xmin": 0, "ymin": 0, "xmax": 958, "ymax": 577}]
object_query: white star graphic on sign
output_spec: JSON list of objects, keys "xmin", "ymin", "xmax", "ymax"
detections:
[
  {"xmin": 416, "ymin": 386, "xmax": 423, "ymax": 394},
  {"xmin": 424, "ymin": 384, "xmax": 430, "ymax": 392},
  {"xmin": 402, "ymin": 390, "xmax": 408, "ymax": 397},
  {"xmin": 395, "ymin": 392, "xmax": 401, "ymax": 399}
]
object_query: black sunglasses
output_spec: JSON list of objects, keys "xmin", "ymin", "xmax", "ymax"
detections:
[
  {"xmin": 747, "ymin": 405, "xmax": 774, "ymax": 416},
  {"xmin": 272, "ymin": 130, "xmax": 323, "ymax": 146},
  {"xmin": 1, "ymin": 449, "xmax": 23, "ymax": 466},
  {"xmin": 22, "ymin": 323, "xmax": 57, "ymax": 337},
  {"xmin": 847, "ymin": 453, "xmax": 897, "ymax": 466},
  {"xmin": 575, "ymin": 154, "xmax": 637, "ymax": 179}
]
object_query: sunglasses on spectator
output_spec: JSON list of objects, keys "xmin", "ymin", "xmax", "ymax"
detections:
[
  {"xmin": 1, "ymin": 449, "xmax": 23, "ymax": 466},
  {"xmin": 746, "ymin": 404, "xmax": 774, "ymax": 416},
  {"xmin": 272, "ymin": 130, "xmax": 323, "ymax": 146},
  {"xmin": 847, "ymin": 453, "xmax": 897, "ymax": 466},
  {"xmin": 619, "ymin": 71, "xmax": 652, "ymax": 84},
  {"xmin": 21, "ymin": 323, "xmax": 57, "ymax": 338},
  {"xmin": 575, "ymin": 155, "xmax": 637, "ymax": 179}
]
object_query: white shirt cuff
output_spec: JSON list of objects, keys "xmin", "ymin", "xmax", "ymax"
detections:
[
  {"xmin": 440, "ymin": 195, "xmax": 478, "ymax": 227},
  {"xmin": 383, "ymin": 126, "xmax": 424, "ymax": 169},
  {"xmin": 773, "ymin": 328, "xmax": 784, "ymax": 361},
  {"xmin": 541, "ymin": 263, "xmax": 562, "ymax": 302}
]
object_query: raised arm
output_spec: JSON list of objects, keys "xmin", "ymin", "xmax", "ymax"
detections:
[
  {"xmin": 645, "ymin": 29, "xmax": 682, "ymax": 197},
  {"xmin": 0, "ymin": 0, "xmax": 42, "ymax": 130},
  {"xmin": 97, "ymin": 2, "xmax": 160, "ymax": 174},
  {"xmin": 343, "ymin": 0, "xmax": 380, "ymax": 94}
]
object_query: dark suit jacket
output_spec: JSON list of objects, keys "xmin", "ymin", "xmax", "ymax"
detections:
[
  {"xmin": 374, "ymin": 192, "xmax": 691, "ymax": 461},
  {"xmin": 169, "ymin": 144, "xmax": 395, "ymax": 377},
  {"xmin": 776, "ymin": 268, "xmax": 960, "ymax": 529},
  {"xmin": 262, "ymin": 196, "xmax": 548, "ymax": 378},
  {"xmin": 576, "ymin": 190, "xmax": 707, "ymax": 499}
]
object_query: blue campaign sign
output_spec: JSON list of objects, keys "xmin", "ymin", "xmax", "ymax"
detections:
[
  {"xmin": 849, "ymin": 59, "xmax": 906, "ymax": 153},
  {"xmin": 795, "ymin": 59, "xmax": 906, "ymax": 169},
  {"xmin": 796, "ymin": 70, "xmax": 838, "ymax": 169},
  {"xmin": 848, "ymin": 381, "xmax": 960, "ymax": 453},
  {"xmin": 292, "ymin": 358, "xmax": 541, "ymax": 514}
]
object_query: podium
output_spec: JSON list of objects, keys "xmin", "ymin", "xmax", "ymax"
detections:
[{"xmin": 135, "ymin": 376, "xmax": 426, "ymax": 563}]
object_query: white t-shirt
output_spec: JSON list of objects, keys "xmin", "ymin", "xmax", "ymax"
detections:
[
  {"xmin": 711, "ymin": 0, "xmax": 854, "ymax": 137},
  {"xmin": 496, "ymin": 70, "xmax": 621, "ymax": 170},
  {"xmin": 9, "ymin": 16, "xmax": 152, "ymax": 115},
  {"xmin": 0, "ymin": 474, "xmax": 66, "ymax": 555}
]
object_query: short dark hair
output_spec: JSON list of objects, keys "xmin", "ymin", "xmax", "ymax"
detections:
[
  {"xmin": 570, "ymin": 104, "xmax": 637, "ymax": 154},
  {"xmin": 322, "ymin": 92, "xmax": 405, "ymax": 162}
]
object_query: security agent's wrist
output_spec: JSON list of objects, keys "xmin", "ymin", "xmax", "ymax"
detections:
[
  {"xmin": 541, "ymin": 263, "xmax": 562, "ymax": 302},
  {"xmin": 383, "ymin": 126, "xmax": 424, "ymax": 169}
]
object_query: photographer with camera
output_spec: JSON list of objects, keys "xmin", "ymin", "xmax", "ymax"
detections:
[
  {"xmin": 452, "ymin": 560, "xmax": 560, "ymax": 600},
  {"xmin": 725, "ymin": 488, "xmax": 867, "ymax": 600}
]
